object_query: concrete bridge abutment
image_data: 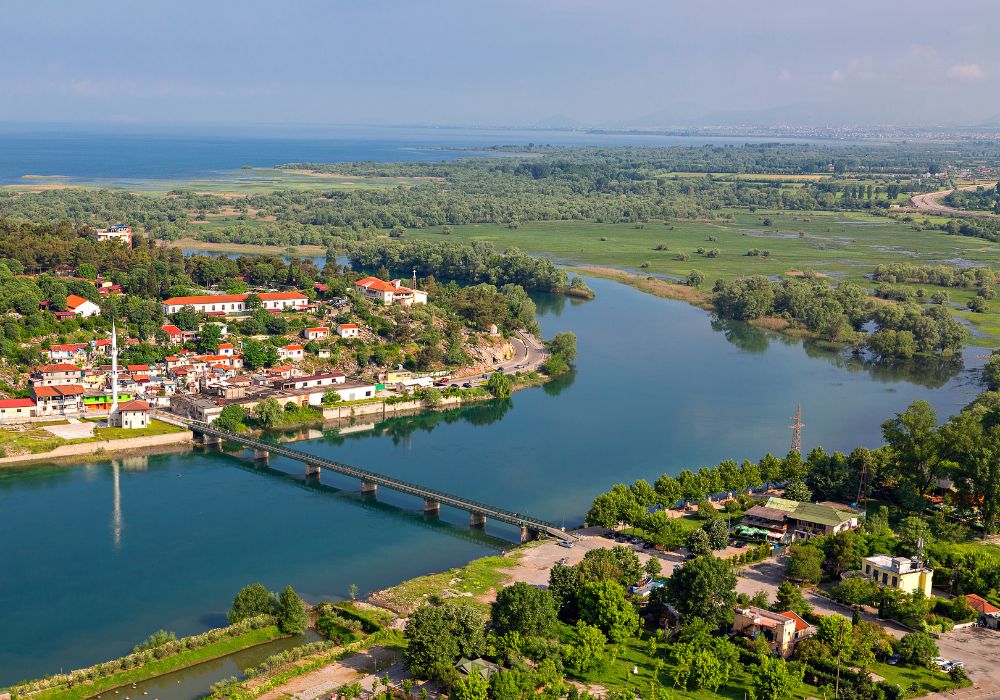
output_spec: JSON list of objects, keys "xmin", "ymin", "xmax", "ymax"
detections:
[
  {"xmin": 305, "ymin": 463, "xmax": 321, "ymax": 478},
  {"xmin": 423, "ymin": 498, "xmax": 441, "ymax": 516},
  {"xmin": 470, "ymin": 512, "xmax": 487, "ymax": 529},
  {"xmin": 252, "ymin": 448, "xmax": 269, "ymax": 463},
  {"xmin": 361, "ymin": 480, "xmax": 378, "ymax": 495},
  {"xmin": 520, "ymin": 526, "xmax": 541, "ymax": 543}
]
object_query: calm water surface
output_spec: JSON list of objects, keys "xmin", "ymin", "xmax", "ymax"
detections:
[{"xmin": 0, "ymin": 277, "xmax": 984, "ymax": 684}]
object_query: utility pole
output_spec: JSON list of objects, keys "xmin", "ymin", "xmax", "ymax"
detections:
[{"xmin": 790, "ymin": 404, "xmax": 803, "ymax": 454}]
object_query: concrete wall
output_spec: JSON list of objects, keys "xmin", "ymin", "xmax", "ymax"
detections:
[
  {"xmin": 321, "ymin": 393, "xmax": 478, "ymax": 421},
  {"xmin": 0, "ymin": 430, "xmax": 192, "ymax": 467}
]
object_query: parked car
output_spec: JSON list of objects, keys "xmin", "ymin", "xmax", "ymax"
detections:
[
  {"xmin": 887, "ymin": 654, "xmax": 900, "ymax": 666},
  {"xmin": 557, "ymin": 540, "xmax": 574, "ymax": 549},
  {"xmin": 462, "ymin": 382, "xmax": 472, "ymax": 388},
  {"xmin": 932, "ymin": 657, "xmax": 947, "ymax": 668}
]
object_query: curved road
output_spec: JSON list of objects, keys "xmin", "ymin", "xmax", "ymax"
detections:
[{"xmin": 910, "ymin": 182, "xmax": 999, "ymax": 219}]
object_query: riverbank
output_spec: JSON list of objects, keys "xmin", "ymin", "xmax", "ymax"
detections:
[{"xmin": 0, "ymin": 420, "xmax": 192, "ymax": 469}]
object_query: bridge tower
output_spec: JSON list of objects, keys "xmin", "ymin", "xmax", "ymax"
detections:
[{"xmin": 790, "ymin": 405, "xmax": 804, "ymax": 454}]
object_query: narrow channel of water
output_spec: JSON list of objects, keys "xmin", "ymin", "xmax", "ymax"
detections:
[{"xmin": 0, "ymin": 276, "xmax": 985, "ymax": 685}]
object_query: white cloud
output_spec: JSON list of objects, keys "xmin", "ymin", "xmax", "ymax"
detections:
[
  {"xmin": 777, "ymin": 68, "xmax": 791, "ymax": 81},
  {"xmin": 948, "ymin": 63, "xmax": 986, "ymax": 80},
  {"xmin": 830, "ymin": 69, "xmax": 844, "ymax": 82}
]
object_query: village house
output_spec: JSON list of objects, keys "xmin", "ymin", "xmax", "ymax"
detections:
[
  {"xmin": 32, "ymin": 364, "xmax": 87, "ymax": 387},
  {"xmin": 302, "ymin": 326, "xmax": 330, "ymax": 341},
  {"xmin": 862, "ymin": 555, "xmax": 933, "ymax": 596},
  {"xmin": 965, "ymin": 594, "xmax": 1000, "ymax": 630},
  {"xmin": 92, "ymin": 223, "xmax": 133, "ymax": 246},
  {"xmin": 353, "ymin": 276, "xmax": 427, "ymax": 306},
  {"xmin": 337, "ymin": 323, "xmax": 360, "ymax": 338},
  {"xmin": 160, "ymin": 291, "xmax": 308, "ymax": 316},
  {"xmin": 32, "ymin": 385, "xmax": 85, "ymax": 417},
  {"xmin": 273, "ymin": 372, "xmax": 346, "ymax": 391},
  {"xmin": 732, "ymin": 606, "xmax": 814, "ymax": 658},
  {"xmin": 217, "ymin": 342, "xmax": 236, "ymax": 357},
  {"xmin": 160, "ymin": 324, "xmax": 186, "ymax": 344},
  {"xmin": 278, "ymin": 344, "xmax": 304, "ymax": 362},
  {"xmin": 65, "ymin": 294, "xmax": 102, "ymax": 318},
  {"xmin": 109, "ymin": 400, "xmax": 151, "ymax": 429},
  {"xmin": 0, "ymin": 398, "xmax": 36, "ymax": 422}
]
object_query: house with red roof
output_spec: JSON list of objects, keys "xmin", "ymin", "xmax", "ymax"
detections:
[
  {"xmin": 337, "ymin": 323, "xmax": 360, "ymax": 339},
  {"xmin": 217, "ymin": 342, "xmax": 236, "ymax": 356},
  {"xmin": 965, "ymin": 594, "xmax": 1000, "ymax": 629},
  {"xmin": 110, "ymin": 399, "xmax": 150, "ymax": 429},
  {"xmin": 32, "ymin": 385, "xmax": 85, "ymax": 416},
  {"xmin": 33, "ymin": 364, "xmax": 86, "ymax": 387},
  {"xmin": 0, "ymin": 398, "xmax": 36, "ymax": 421},
  {"xmin": 278, "ymin": 344, "xmax": 305, "ymax": 362},
  {"xmin": 353, "ymin": 277, "xmax": 427, "ymax": 306},
  {"xmin": 160, "ymin": 324, "xmax": 185, "ymax": 344},
  {"xmin": 65, "ymin": 294, "xmax": 101, "ymax": 317},
  {"xmin": 160, "ymin": 291, "xmax": 308, "ymax": 315},
  {"xmin": 302, "ymin": 326, "xmax": 329, "ymax": 341},
  {"xmin": 733, "ymin": 606, "xmax": 815, "ymax": 658}
]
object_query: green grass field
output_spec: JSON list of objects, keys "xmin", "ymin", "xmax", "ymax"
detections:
[
  {"xmin": 407, "ymin": 210, "xmax": 1000, "ymax": 344},
  {"xmin": 0, "ymin": 418, "xmax": 186, "ymax": 457}
]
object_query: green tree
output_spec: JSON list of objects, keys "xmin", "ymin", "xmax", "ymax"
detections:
[
  {"xmin": 686, "ymin": 528, "xmax": 712, "ymax": 556},
  {"xmin": 566, "ymin": 621, "xmax": 607, "ymax": 673},
  {"xmin": 214, "ymin": 403, "xmax": 247, "ymax": 431},
  {"xmin": 490, "ymin": 582, "xmax": 557, "ymax": 637},
  {"xmin": 653, "ymin": 474, "xmax": 681, "ymax": 508},
  {"xmin": 818, "ymin": 614, "xmax": 854, "ymax": 697},
  {"xmin": 229, "ymin": 582, "xmax": 276, "ymax": 623},
  {"xmin": 404, "ymin": 602, "xmax": 487, "ymax": 678},
  {"xmin": 773, "ymin": 580, "xmax": 809, "ymax": 616},
  {"xmin": 896, "ymin": 632, "xmax": 938, "ymax": 668},
  {"xmin": 687, "ymin": 270, "xmax": 705, "ymax": 288},
  {"xmin": 783, "ymin": 480, "xmax": 812, "ymax": 502},
  {"xmin": 322, "ymin": 388, "xmax": 342, "ymax": 406},
  {"xmin": 577, "ymin": 579, "xmax": 640, "ymax": 643},
  {"xmin": 664, "ymin": 554, "xmax": 737, "ymax": 630},
  {"xmin": 243, "ymin": 339, "xmax": 279, "ymax": 369},
  {"xmin": 786, "ymin": 544, "xmax": 824, "ymax": 584},
  {"xmin": 276, "ymin": 585, "xmax": 308, "ymax": 633},
  {"xmin": 882, "ymin": 400, "xmax": 941, "ymax": 498},
  {"xmin": 244, "ymin": 292, "xmax": 263, "ymax": 310},
  {"xmin": 703, "ymin": 517, "xmax": 729, "ymax": 550},
  {"xmin": 486, "ymin": 370, "xmax": 512, "ymax": 399},
  {"xmin": 254, "ymin": 397, "xmax": 283, "ymax": 427},
  {"xmin": 750, "ymin": 655, "xmax": 801, "ymax": 700},
  {"xmin": 546, "ymin": 331, "xmax": 578, "ymax": 362},
  {"xmin": 196, "ymin": 323, "xmax": 223, "ymax": 354},
  {"xmin": 548, "ymin": 563, "xmax": 582, "ymax": 619},
  {"xmin": 577, "ymin": 546, "xmax": 644, "ymax": 587},
  {"xmin": 452, "ymin": 671, "xmax": 489, "ymax": 700}
]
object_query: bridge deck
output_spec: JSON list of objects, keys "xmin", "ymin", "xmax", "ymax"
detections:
[{"xmin": 182, "ymin": 419, "xmax": 574, "ymax": 540}]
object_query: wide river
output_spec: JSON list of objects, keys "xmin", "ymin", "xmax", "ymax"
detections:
[{"xmin": 0, "ymin": 276, "xmax": 985, "ymax": 684}]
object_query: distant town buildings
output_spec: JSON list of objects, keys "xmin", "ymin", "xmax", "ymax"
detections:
[{"xmin": 354, "ymin": 276, "xmax": 427, "ymax": 306}]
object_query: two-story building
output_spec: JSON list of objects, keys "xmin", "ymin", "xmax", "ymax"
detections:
[
  {"xmin": 732, "ymin": 606, "xmax": 814, "ymax": 658},
  {"xmin": 109, "ymin": 400, "xmax": 150, "ymax": 429},
  {"xmin": 93, "ymin": 223, "xmax": 133, "ymax": 246},
  {"xmin": 33, "ymin": 364, "xmax": 87, "ymax": 387},
  {"xmin": 160, "ymin": 291, "xmax": 308, "ymax": 316},
  {"xmin": 272, "ymin": 372, "xmax": 346, "ymax": 391},
  {"xmin": 862, "ymin": 555, "xmax": 933, "ymax": 597},
  {"xmin": 278, "ymin": 344, "xmax": 304, "ymax": 362},
  {"xmin": 32, "ymin": 385, "xmax": 85, "ymax": 416},
  {"xmin": 353, "ymin": 277, "xmax": 427, "ymax": 306},
  {"xmin": 742, "ymin": 497, "xmax": 859, "ymax": 543}
]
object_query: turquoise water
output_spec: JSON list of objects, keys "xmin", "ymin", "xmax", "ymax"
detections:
[{"xmin": 0, "ymin": 277, "xmax": 983, "ymax": 684}]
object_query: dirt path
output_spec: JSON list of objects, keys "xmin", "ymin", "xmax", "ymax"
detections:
[
  {"xmin": 256, "ymin": 646, "xmax": 419, "ymax": 700},
  {"xmin": 910, "ymin": 183, "xmax": 999, "ymax": 219}
]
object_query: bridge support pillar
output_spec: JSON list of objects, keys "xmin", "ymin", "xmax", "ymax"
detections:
[
  {"xmin": 520, "ymin": 526, "xmax": 540, "ymax": 543},
  {"xmin": 253, "ymin": 448, "xmax": 269, "ymax": 463},
  {"xmin": 198, "ymin": 434, "xmax": 222, "ymax": 448},
  {"xmin": 470, "ymin": 512, "xmax": 487, "ymax": 529},
  {"xmin": 423, "ymin": 498, "xmax": 440, "ymax": 516},
  {"xmin": 305, "ymin": 463, "xmax": 321, "ymax": 478},
  {"xmin": 361, "ymin": 480, "xmax": 378, "ymax": 495}
]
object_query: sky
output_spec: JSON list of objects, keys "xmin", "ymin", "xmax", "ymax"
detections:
[{"xmin": 3, "ymin": 0, "xmax": 1000, "ymax": 129}]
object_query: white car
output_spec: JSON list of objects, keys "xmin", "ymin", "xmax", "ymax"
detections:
[
  {"xmin": 557, "ymin": 540, "xmax": 575, "ymax": 549},
  {"xmin": 932, "ymin": 657, "xmax": 947, "ymax": 668}
]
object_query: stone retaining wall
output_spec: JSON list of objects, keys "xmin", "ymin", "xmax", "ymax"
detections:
[{"xmin": 0, "ymin": 430, "xmax": 192, "ymax": 467}]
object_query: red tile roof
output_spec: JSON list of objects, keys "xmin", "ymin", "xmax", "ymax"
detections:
[
  {"xmin": 218, "ymin": 343, "xmax": 235, "ymax": 349},
  {"xmin": 66, "ymin": 294, "xmax": 93, "ymax": 310},
  {"xmin": 38, "ymin": 363, "xmax": 82, "ymax": 373},
  {"xmin": 161, "ymin": 324, "xmax": 183, "ymax": 335},
  {"xmin": 338, "ymin": 323, "xmax": 358, "ymax": 330},
  {"xmin": 355, "ymin": 276, "xmax": 400, "ymax": 293},
  {"xmin": 0, "ymin": 398, "xmax": 35, "ymax": 409},
  {"xmin": 127, "ymin": 364, "xmax": 149, "ymax": 372},
  {"xmin": 306, "ymin": 327, "xmax": 329, "ymax": 333},
  {"xmin": 283, "ymin": 344, "xmax": 304, "ymax": 351},
  {"xmin": 162, "ymin": 291, "xmax": 307, "ymax": 305},
  {"xmin": 965, "ymin": 594, "xmax": 1000, "ymax": 615},
  {"xmin": 777, "ymin": 611, "xmax": 811, "ymax": 632},
  {"xmin": 118, "ymin": 399, "xmax": 150, "ymax": 411},
  {"xmin": 33, "ymin": 385, "xmax": 85, "ymax": 397}
]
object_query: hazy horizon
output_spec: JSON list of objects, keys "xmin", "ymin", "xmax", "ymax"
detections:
[{"xmin": 4, "ymin": 1, "xmax": 1000, "ymax": 129}]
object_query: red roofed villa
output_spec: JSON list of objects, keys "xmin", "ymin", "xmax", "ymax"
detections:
[
  {"xmin": 160, "ymin": 291, "xmax": 308, "ymax": 315},
  {"xmin": 353, "ymin": 277, "xmax": 427, "ymax": 306}
]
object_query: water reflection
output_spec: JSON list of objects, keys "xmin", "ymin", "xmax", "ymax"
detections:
[
  {"xmin": 542, "ymin": 369, "xmax": 577, "ymax": 397},
  {"xmin": 710, "ymin": 318, "xmax": 772, "ymax": 353}
]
